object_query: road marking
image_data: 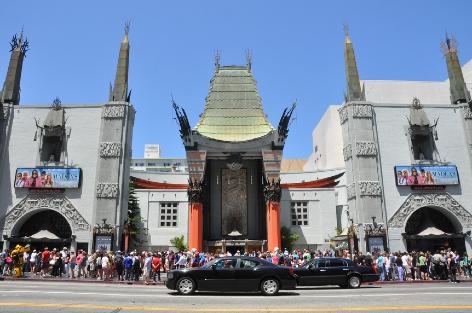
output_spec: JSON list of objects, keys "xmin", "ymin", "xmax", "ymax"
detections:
[
  {"xmin": 1, "ymin": 289, "xmax": 472, "ymax": 299},
  {"xmin": 1, "ymin": 302, "xmax": 472, "ymax": 311}
]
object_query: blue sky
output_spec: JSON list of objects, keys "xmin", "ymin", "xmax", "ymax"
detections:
[{"xmin": 1, "ymin": 1, "xmax": 471, "ymax": 159}]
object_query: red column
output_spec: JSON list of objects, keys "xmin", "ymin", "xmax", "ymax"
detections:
[
  {"xmin": 267, "ymin": 201, "xmax": 281, "ymax": 252},
  {"xmin": 188, "ymin": 202, "xmax": 203, "ymax": 251}
]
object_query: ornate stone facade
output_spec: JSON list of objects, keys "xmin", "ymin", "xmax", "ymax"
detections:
[
  {"xmin": 2, "ymin": 106, "xmax": 9, "ymax": 120},
  {"xmin": 188, "ymin": 178, "xmax": 205, "ymax": 203},
  {"xmin": 347, "ymin": 183, "xmax": 356, "ymax": 199},
  {"xmin": 263, "ymin": 179, "xmax": 282, "ymax": 202},
  {"xmin": 359, "ymin": 181, "xmax": 382, "ymax": 197},
  {"xmin": 463, "ymin": 106, "xmax": 472, "ymax": 119},
  {"xmin": 102, "ymin": 105, "xmax": 125, "ymax": 118},
  {"xmin": 339, "ymin": 106, "xmax": 348, "ymax": 124},
  {"xmin": 99, "ymin": 142, "xmax": 122, "ymax": 158},
  {"xmin": 352, "ymin": 104, "xmax": 373, "ymax": 118},
  {"xmin": 4, "ymin": 194, "xmax": 90, "ymax": 232},
  {"xmin": 343, "ymin": 144, "xmax": 352, "ymax": 161},
  {"xmin": 96, "ymin": 183, "xmax": 119, "ymax": 198},
  {"xmin": 355, "ymin": 141, "xmax": 377, "ymax": 157},
  {"xmin": 388, "ymin": 193, "xmax": 472, "ymax": 228}
]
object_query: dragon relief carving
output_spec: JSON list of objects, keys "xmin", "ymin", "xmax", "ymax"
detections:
[
  {"xmin": 4, "ymin": 195, "xmax": 90, "ymax": 231},
  {"xmin": 263, "ymin": 179, "xmax": 281, "ymax": 202},
  {"xmin": 99, "ymin": 142, "xmax": 122, "ymax": 158},
  {"xmin": 352, "ymin": 104, "xmax": 373, "ymax": 118},
  {"xmin": 388, "ymin": 193, "xmax": 472, "ymax": 228},
  {"xmin": 347, "ymin": 183, "xmax": 356, "ymax": 199},
  {"xmin": 188, "ymin": 179, "xmax": 205, "ymax": 203},
  {"xmin": 96, "ymin": 183, "xmax": 119, "ymax": 198},
  {"xmin": 463, "ymin": 106, "xmax": 472, "ymax": 119},
  {"xmin": 343, "ymin": 144, "xmax": 352, "ymax": 161},
  {"xmin": 359, "ymin": 181, "xmax": 382, "ymax": 197},
  {"xmin": 102, "ymin": 105, "xmax": 125, "ymax": 118},
  {"xmin": 355, "ymin": 141, "xmax": 377, "ymax": 157},
  {"xmin": 339, "ymin": 107, "xmax": 348, "ymax": 124}
]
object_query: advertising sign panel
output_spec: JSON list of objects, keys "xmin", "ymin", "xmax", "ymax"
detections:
[
  {"xmin": 14, "ymin": 168, "xmax": 81, "ymax": 189},
  {"xmin": 394, "ymin": 165, "xmax": 459, "ymax": 186}
]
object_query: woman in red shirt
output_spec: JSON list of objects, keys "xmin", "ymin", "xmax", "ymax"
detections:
[{"xmin": 152, "ymin": 253, "xmax": 161, "ymax": 282}]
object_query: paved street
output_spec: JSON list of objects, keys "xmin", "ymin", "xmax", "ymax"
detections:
[{"xmin": 1, "ymin": 281, "xmax": 472, "ymax": 312}]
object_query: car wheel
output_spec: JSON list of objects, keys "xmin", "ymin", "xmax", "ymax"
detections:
[
  {"xmin": 260, "ymin": 278, "xmax": 280, "ymax": 296},
  {"xmin": 348, "ymin": 275, "xmax": 361, "ymax": 288},
  {"xmin": 176, "ymin": 277, "xmax": 196, "ymax": 295}
]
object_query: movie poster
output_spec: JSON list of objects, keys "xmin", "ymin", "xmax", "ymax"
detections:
[
  {"xmin": 394, "ymin": 165, "xmax": 459, "ymax": 186},
  {"xmin": 14, "ymin": 168, "xmax": 81, "ymax": 189}
]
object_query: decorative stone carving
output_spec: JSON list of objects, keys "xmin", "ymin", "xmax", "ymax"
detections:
[
  {"xmin": 188, "ymin": 178, "xmax": 205, "ymax": 203},
  {"xmin": 99, "ymin": 142, "xmax": 121, "ymax": 158},
  {"xmin": 2, "ymin": 107, "xmax": 9, "ymax": 120},
  {"xmin": 388, "ymin": 193, "xmax": 472, "ymax": 228},
  {"xmin": 352, "ymin": 104, "xmax": 372, "ymax": 118},
  {"xmin": 339, "ymin": 107, "xmax": 348, "ymax": 124},
  {"xmin": 463, "ymin": 106, "xmax": 472, "ymax": 119},
  {"xmin": 355, "ymin": 141, "xmax": 377, "ymax": 157},
  {"xmin": 359, "ymin": 181, "xmax": 382, "ymax": 197},
  {"xmin": 96, "ymin": 183, "xmax": 119, "ymax": 198},
  {"xmin": 347, "ymin": 183, "xmax": 356, "ymax": 199},
  {"xmin": 343, "ymin": 144, "xmax": 352, "ymax": 161},
  {"xmin": 4, "ymin": 195, "xmax": 91, "ymax": 231},
  {"xmin": 102, "ymin": 105, "xmax": 125, "ymax": 118},
  {"xmin": 263, "ymin": 179, "xmax": 281, "ymax": 202}
]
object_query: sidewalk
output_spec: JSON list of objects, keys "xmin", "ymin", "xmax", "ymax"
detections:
[
  {"xmin": 373, "ymin": 277, "xmax": 472, "ymax": 285},
  {"xmin": 1, "ymin": 272, "xmax": 167, "ymax": 285}
]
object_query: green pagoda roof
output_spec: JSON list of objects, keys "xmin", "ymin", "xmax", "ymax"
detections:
[{"xmin": 194, "ymin": 65, "xmax": 274, "ymax": 142}]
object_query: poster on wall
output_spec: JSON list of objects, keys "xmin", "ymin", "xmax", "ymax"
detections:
[
  {"xmin": 368, "ymin": 237, "xmax": 385, "ymax": 254},
  {"xmin": 394, "ymin": 165, "xmax": 459, "ymax": 186},
  {"xmin": 14, "ymin": 168, "xmax": 81, "ymax": 189},
  {"xmin": 95, "ymin": 235, "xmax": 112, "ymax": 252}
]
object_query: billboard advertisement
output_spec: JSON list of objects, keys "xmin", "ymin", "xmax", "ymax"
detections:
[
  {"xmin": 395, "ymin": 165, "xmax": 459, "ymax": 186},
  {"xmin": 14, "ymin": 168, "xmax": 81, "ymax": 189}
]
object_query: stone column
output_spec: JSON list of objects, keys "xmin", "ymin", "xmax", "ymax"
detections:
[{"xmin": 264, "ymin": 180, "xmax": 281, "ymax": 252}]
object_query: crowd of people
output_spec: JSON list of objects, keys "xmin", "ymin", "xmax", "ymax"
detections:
[{"xmin": 0, "ymin": 246, "xmax": 469, "ymax": 284}]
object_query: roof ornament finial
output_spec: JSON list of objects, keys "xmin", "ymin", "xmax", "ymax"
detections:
[
  {"xmin": 214, "ymin": 49, "xmax": 220, "ymax": 72},
  {"xmin": 52, "ymin": 97, "xmax": 62, "ymax": 110},
  {"xmin": 9, "ymin": 28, "xmax": 29, "ymax": 55},
  {"xmin": 441, "ymin": 31, "xmax": 457, "ymax": 54},
  {"xmin": 124, "ymin": 20, "xmax": 130, "ymax": 36},
  {"xmin": 246, "ymin": 49, "xmax": 253, "ymax": 72}
]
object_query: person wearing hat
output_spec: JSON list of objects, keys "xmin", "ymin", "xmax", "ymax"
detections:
[{"xmin": 30, "ymin": 249, "xmax": 38, "ymax": 275}]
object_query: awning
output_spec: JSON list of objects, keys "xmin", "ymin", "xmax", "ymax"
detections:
[{"xmin": 29, "ymin": 230, "xmax": 60, "ymax": 240}]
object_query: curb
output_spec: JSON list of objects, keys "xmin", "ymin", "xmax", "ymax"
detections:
[
  {"xmin": 0, "ymin": 276, "xmax": 165, "ymax": 286},
  {"xmin": 372, "ymin": 279, "xmax": 472, "ymax": 285}
]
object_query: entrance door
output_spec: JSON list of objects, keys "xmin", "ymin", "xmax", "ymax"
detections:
[{"xmin": 221, "ymin": 169, "xmax": 247, "ymax": 237}]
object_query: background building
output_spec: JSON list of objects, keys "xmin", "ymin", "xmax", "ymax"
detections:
[{"xmin": 144, "ymin": 144, "xmax": 161, "ymax": 159}]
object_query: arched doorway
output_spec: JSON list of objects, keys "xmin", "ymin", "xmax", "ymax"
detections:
[
  {"xmin": 10, "ymin": 210, "xmax": 73, "ymax": 251},
  {"xmin": 405, "ymin": 206, "xmax": 465, "ymax": 252}
]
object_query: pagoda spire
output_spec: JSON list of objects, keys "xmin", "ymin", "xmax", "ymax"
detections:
[
  {"xmin": 110, "ymin": 22, "xmax": 130, "ymax": 102},
  {"xmin": 442, "ymin": 33, "xmax": 470, "ymax": 104},
  {"xmin": 344, "ymin": 25, "xmax": 364, "ymax": 102},
  {"xmin": 1, "ymin": 30, "xmax": 28, "ymax": 106}
]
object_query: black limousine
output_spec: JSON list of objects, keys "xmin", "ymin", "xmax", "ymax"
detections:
[
  {"xmin": 294, "ymin": 257, "xmax": 379, "ymax": 288},
  {"xmin": 165, "ymin": 256, "xmax": 297, "ymax": 295}
]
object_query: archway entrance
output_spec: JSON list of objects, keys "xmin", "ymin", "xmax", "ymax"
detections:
[
  {"xmin": 405, "ymin": 207, "xmax": 465, "ymax": 253},
  {"xmin": 10, "ymin": 210, "xmax": 73, "ymax": 251}
]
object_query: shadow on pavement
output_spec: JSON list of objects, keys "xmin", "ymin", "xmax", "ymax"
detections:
[{"xmin": 169, "ymin": 291, "xmax": 300, "ymax": 296}]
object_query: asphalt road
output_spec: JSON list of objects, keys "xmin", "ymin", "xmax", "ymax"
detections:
[{"xmin": 1, "ymin": 280, "xmax": 472, "ymax": 312}]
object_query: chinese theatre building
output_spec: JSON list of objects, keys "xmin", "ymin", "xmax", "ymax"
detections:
[
  {"xmin": 0, "ymin": 28, "xmax": 135, "ymax": 252},
  {"xmin": 132, "ymin": 57, "xmax": 343, "ymax": 253}
]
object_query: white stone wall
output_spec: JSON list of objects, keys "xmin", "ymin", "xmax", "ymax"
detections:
[
  {"xmin": 0, "ymin": 105, "xmax": 103, "ymax": 246},
  {"xmin": 281, "ymin": 188, "xmax": 337, "ymax": 250},
  {"xmin": 135, "ymin": 189, "xmax": 188, "ymax": 249}
]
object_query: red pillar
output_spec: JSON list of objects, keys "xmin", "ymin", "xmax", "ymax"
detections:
[
  {"xmin": 188, "ymin": 202, "xmax": 203, "ymax": 251},
  {"xmin": 267, "ymin": 201, "xmax": 281, "ymax": 252}
]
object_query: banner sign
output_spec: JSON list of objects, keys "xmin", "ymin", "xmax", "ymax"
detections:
[
  {"xmin": 94, "ymin": 235, "xmax": 112, "ymax": 252},
  {"xmin": 368, "ymin": 237, "xmax": 385, "ymax": 254},
  {"xmin": 14, "ymin": 168, "xmax": 81, "ymax": 189},
  {"xmin": 394, "ymin": 165, "xmax": 459, "ymax": 186}
]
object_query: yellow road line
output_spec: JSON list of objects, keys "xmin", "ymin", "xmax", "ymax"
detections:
[{"xmin": 0, "ymin": 303, "xmax": 472, "ymax": 312}]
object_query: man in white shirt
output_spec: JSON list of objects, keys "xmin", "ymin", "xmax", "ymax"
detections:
[{"xmin": 101, "ymin": 254, "xmax": 110, "ymax": 281}]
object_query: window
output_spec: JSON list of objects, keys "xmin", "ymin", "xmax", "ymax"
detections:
[
  {"xmin": 327, "ymin": 259, "xmax": 347, "ymax": 267},
  {"xmin": 159, "ymin": 202, "xmax": 178, "ymax": 227},
  {"xmin": 239, "ymin": 259, "xmax": 259, "ymax": 269},
  {"xmin": 291, "ymin": 201, "xmax": 309, "ymax": 226},
  {"xmin": 215, "ymin": 259, "xmax": 237, "ymax": 269},
  {"xmin": 311, "ymin": 259, "xmax": 326, "ymax": 268}
]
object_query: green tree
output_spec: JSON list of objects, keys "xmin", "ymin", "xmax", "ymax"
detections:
[
  {"xmin": 170, "ymin": 235, "xmax": 187, "ymax": 252},
  {"xmin": 125, "ymin": 181, "xmax": 145, "ymax": 250},
  {"xmin": 281, "ymin": 226, "xmax": 299, "ymax": 252}
]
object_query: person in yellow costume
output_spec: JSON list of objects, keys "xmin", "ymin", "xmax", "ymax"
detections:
[{"xmin": 10, "ymin": 244, "xmax": 30, "ymax": 278}]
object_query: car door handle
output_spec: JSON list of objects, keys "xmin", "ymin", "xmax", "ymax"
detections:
[
  {"xmin": 342, "ymin": 268, "xmax": 349, "ymax": 271},
  {"xmin": 319, "ymin": 269, "xmax": 326, "ymax": 272}
]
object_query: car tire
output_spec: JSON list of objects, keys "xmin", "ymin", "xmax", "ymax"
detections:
[
  {"xmin": 176, "ymin": 277, "xmax": 196, "ymax": 295},
  {"xmin": 260, "ymin": 278, "xmax": 280, "ymax": 296},
  {"xmin": 348, "ymin": 275, "xmax": 361, "ymax": 288}
]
